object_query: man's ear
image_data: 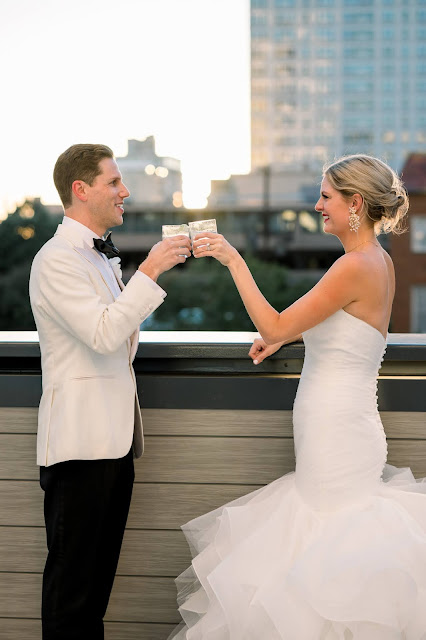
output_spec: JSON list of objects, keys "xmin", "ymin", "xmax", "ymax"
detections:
[{"xmin": 71, "ymin": 180, "xmax": 89, "ymax": 203}]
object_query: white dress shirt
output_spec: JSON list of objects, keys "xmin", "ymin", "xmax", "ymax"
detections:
[{"xmin": 61, "ymin": 216, "xmax": 166, "ymax": 300}]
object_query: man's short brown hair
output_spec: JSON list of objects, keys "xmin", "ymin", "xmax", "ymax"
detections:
[{"xmin": 53, "ymin": 144, "xmax": 114, "ymax": 209}]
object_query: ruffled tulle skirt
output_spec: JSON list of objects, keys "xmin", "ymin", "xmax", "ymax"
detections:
[{"xmin": 168, "ymin": 465, "xmax": 426, "ymax": 639}]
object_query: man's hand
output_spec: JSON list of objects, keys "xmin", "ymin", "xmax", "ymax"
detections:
[
  {"xmin": 249, "ymin": 335, "xmax": 302, "ymax": 364},
  {"xmin": 138, "ymin": 235, "xmax": 192, "ymax": 281}
]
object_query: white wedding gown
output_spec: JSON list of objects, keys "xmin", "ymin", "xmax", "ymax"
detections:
[{"xmin": 169, "ymin": 309, "xmax": 426, "ymax": 639}]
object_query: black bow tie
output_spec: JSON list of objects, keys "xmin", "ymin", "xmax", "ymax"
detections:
[{"xmin": 93, "ymin": 233, "xmax": 120, "ymax": 258}]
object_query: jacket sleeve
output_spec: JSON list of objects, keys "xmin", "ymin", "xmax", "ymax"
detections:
[{"xmin": 30, "ymin": 246, "xmax": 165, "ymax": 355}]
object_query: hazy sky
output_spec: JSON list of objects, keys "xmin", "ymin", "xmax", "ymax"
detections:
[{"xmin": 0, "ymin": 0, "xmax": 250, "ymax": 215}]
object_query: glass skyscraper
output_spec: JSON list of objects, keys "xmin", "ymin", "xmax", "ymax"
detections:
[{"xmin": 250, "ymin": 0, "xmax": 426, "ymax": 173}]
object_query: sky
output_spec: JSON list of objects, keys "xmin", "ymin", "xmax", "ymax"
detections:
[{"xmin": 0, "ymin": 0, "xmax": 251, "ymax": 215}]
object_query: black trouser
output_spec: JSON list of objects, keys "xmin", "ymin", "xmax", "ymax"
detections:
[{"xmin": 40, "ymin": 448, "xmax": 134, "ymax": 640}]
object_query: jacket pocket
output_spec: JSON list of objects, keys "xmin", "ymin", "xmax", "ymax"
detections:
[{"xmin": 70, "ymin": 375, "xmax": 115, "ymax": 381}]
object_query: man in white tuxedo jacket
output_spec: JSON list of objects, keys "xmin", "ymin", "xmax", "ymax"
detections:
[{"xmin": 29, "ymin": 143, "xmax": 191, "ymax": 640}]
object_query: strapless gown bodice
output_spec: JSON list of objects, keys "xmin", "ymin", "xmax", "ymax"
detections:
[
  {"xmin": 294, "ymin": 309, "xmax": 388, "ymax": 510},
  {"xmin": 169, "ymin": 310, "xmax": 426, "ymax": 640}
]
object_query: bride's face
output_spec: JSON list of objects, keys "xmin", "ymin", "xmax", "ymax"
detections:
[{"xmin": 315, "ymin": 176, "xmax": 351, "ymax": 236}]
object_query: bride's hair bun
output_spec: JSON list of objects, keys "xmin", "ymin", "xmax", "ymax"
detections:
[{"xmin": 323, "ymin": 154, "xmax": 409, "ymax": 235}]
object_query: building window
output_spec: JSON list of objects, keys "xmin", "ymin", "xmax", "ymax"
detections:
[
  {"xmin": 343, "ymin": 132, "xmax": 374, "ymax": 144},
  {"xmin": 252, "ymin": 25, "xmax": 269, "ymax": 38},
  {"xmin": 316, "ymin": 27, "xmax": 336, "ymax": 39},
  {"xmin": 344, "ymin": 29, "xmax": 375, "ymax": 41},
  {"xmin": 411, "ymin": 286, "xmax": 426, "ymax": 332},
  {"xmin": 275, "ymin": 13, "xmax": 297, "ymax": 25},
  {"xmin": 317, "ymin": 11, "xmax": 335, "ymax": 23},
  {"xmin": 274, "ymin": 0, "xmax": 296, "ymax": 6},
  {"xmin": 274, "ymin": 27, "xmax": 296, "ymax": 40},
  {"xmin": 343, "ymin": 47, "xmax": 374, "ymax": 58},
  {"xmin": 382, "ymin": 10, "xmax": 395, "ymax": 22},
  {"xmin": 411, "ymin": 216, "xmax": 426, "ymax": 253},
  {"xmin": 344, "ymin": 11, "xmax": 374, "ymax": 23}
]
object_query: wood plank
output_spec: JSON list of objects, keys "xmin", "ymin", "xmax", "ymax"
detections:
[
  {"xmin": 0, "ymin": 573, "xmax": 180, "ymax": 623},
  {"xmin": 0, "ymin": 619, "xmax": 42, "ymax": 640},
  {"xmin": 4, "ymin": 430, "xmax": 426, "ymax": 484},
  {"xmin": 0, "ymin": 619, "xmax": 176, "ymax": 640},
  {"xmin": 0, "ymin": 481, "xmax": 261, "ymax": 528},
  {"xmin": 0, "ymin": 527, "xmax": 191, "ymax": 577},
  {"xmin": 2, "ymin": 406, "xmax": 426, "ymax": 439},
  {"xmin": 142, "ymin": 408, "xmax": 294, "ymax": 437},
  {"xmin": 0, "ymin": 433, "xmax": 295, "ymax": 483},
  {"xmin": 0, "ymin": 407, "xmax": 37, "ymax": 433},
  {"xmin": 0, "ymin": 526, "xmax": 46, "ymax": 573},
  {"xmin": 117, "ymin": 530, "xmax": 191, "ymax": 577},
  {"xmin": 0, "ymin": 573, "xmax": 40, "ymax": 618},
  {"xmin": 0, "ymin": 407, "xmax": 295, "ymax": 437},
  {"xmin": 105, "ymin": 622, "xmax": 176, "ymax": 640},
  {"xmin": 127, "ymin": 483, "xmax": 263, "ymax": 529},
  {"xmin": 135, "ymin": 436, "xmax": 295, "ymax": 484},
  {"xmin": 107, "ymin": 576, "xmax": 179, "ymax": 623},
  {"xmin": 0, "ymin": 481, "xmax": 44, "ymax": 526},
  {"xmin": 387, "ymin": 440, "xmax": 426, "ymax": 478},
  {"xmin": 381, "ymin": 412, "xmax": 426, "ymax": 439},
  {"xmin": 0, "ymin": 434, "xmax": 37, "ymax": 479}
]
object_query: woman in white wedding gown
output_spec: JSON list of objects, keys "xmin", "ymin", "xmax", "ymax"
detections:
[{"xmin": 169, "ymin": 155, "xmax": 426, "ymax": 640}]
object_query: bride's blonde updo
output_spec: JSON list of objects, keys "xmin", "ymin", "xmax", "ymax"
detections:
[{"xmin": 323, "ymin": 154, "xmax": 409, "ymax": 234}]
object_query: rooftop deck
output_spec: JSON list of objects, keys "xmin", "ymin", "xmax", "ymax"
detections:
[{"xmin": 0, "ymin": 332, "xmax": 425, "ymax": 639}]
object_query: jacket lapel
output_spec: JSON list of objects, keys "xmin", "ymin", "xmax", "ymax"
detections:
[
  {"xmin": 55, "ymin": 224, "xmax": 116, "ymax": 300},
  {"xmin": 55, "ymin": 223, "xmax": 136, "ymax": 357}
]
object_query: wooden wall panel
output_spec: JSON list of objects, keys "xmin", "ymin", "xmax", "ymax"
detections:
[
  {"xmin": 2, "ymin": 407, "xmax": 426, "ymax": 439},
  {"xmin": 387, "ymin": 440, "xmax": 426, "ymax": 478},
  {"xmin": 0, "ymin": 433, "xmax": 294, "ymax": 483},
  {"xmin": 0, "ymin": 573, "xmax": 180, "ymax": 624},
  {"xmin": 0, "ymin": 619, "xmax": 176, "ymax": 640},
  {"xmin": 0, "ymin": 481, "xmax": 259, "ymax": 528},
  {"xmin": 0, "ymin": 480, "xmax": 44, "ymax": 526},
  {"xmin": 1, "ymin": 403, "xmax": 425, "ymax": 638},
  {"xmin": 0, "ymin": 527, "xmax": 191, "ymax": 577},
  {"xmin": 128, "ymin": 483, "xmax": 262, "ymax": 530}
]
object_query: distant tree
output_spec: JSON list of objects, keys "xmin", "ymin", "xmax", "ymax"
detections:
[
  {"xmin": 0, "ymin": 199, "xmax": 60, "ymax": 329},
  {"xmin": 146, "ymin": 254, "xmax": 316, "ymax": 331}
]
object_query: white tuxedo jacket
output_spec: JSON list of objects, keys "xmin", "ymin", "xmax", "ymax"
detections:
[{"xmin": 29, "ymin": 223, "xmax": 165, "ymax": 467}]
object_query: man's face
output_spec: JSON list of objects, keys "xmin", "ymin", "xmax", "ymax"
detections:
[{"xmin": 85, "ymin": 157, "xmax": 130, "ymax": 234}]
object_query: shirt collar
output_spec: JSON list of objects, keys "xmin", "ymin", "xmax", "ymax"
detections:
[{"xmin": 61, "ymin": 215, "xmax": 102, "ymax": 249}]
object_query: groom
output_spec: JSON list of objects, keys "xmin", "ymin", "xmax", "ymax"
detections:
[{"xmin": 29, "ymin": 143, "xmax": 191, "ymax": 639}]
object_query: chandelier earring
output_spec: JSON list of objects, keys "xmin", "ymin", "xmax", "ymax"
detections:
[{"xmin": 348, "ymin": 206, "xmax": 361, "ymax": 232}]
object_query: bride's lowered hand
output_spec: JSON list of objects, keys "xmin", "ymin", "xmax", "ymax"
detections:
[
  {"xmin": 249, "ymin": 335, "xmax": 303, "ymax": 365},
  {"xmin": 192, "ymin": 232, "xmax": 239, "ymax": 266}
]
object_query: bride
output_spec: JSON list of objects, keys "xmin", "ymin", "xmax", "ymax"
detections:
[{"xmin": 169, "ymin": 155, "xmax": 426, "ymax": 639}]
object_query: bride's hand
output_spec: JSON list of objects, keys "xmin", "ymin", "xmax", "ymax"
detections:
[
  {"xmin": 249, "ymin": 336, "xmax": 302, "ymax": 364},
  {"xmin": 249, "ymin": 338, "xmax": 285, "ymax": 364},
  {"xmin": 192, "ymin": 232, "xmax": 239, "ymax": 267}
]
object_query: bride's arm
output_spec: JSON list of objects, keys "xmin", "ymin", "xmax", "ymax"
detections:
[{"xmin": 193, "ymin": 233, "xmax": 364, "ymax": 344}]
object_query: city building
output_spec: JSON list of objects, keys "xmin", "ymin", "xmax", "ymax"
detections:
[
  {"xmin": 250, "ymin": 0, "xmax": 426, "ymax": 173},
  {"xmin": 116, "ymin": 137, "xmax": 183, "ymax": 208},
  {"xmin": 208, "ymin": 166, "xmax": 320, "ymax": 209},
  {"xmin": 392, "ymin": 153, "xmax": 426, "ymax": 332}
]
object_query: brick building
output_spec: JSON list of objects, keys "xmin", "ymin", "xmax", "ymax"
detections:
[{"xmin": 392, "ymin": 153, "xmax": 426, "ymax": 332}]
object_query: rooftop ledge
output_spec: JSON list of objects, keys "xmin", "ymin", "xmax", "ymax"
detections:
[
  {"xmin": 0, "ymin": 332, "xmax": 425, "ymax": 410},
  {"xmin": 0, "ymin": 332, "xmax": 425, "ymax": 375},
  {"xmin": 1, "ymin": 331, "xmax": 426, "ymax": 346}
]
